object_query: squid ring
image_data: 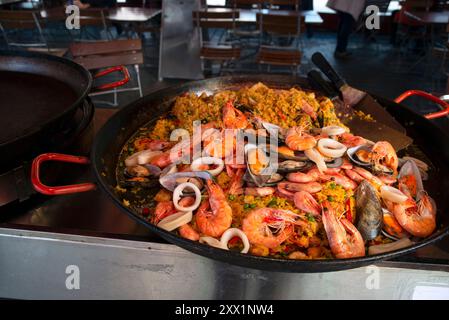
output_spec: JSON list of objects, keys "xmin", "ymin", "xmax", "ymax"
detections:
[
  {"xmin": 199, "ymin": 237, "xmax": 228, "ymax": 250},
  {"xmin": 157, "ymin": 211, "xmax": 193, "ymax": 231},
  {"xmin": 321, "ymin": 126, "xmax": 346, "ymax": 136},
  {"xmin": 380, "ymin": 186, "xmax": 408, "ymax": 204},
  {"xmin": 317, "ymin": 138, "xmax": 347, "ymax": 158},
  {"xmin": 173, "ymin": 182, "xmax": 202, "ymax": 212},
  {"xmin": 220, "ymin": 228, "xmax": 250, "ymax": 254},
  {"xmin": 191, "ymin": 156, "xmax": 224, "ymax": 176}
]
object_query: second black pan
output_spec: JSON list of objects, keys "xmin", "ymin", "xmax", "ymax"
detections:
[{"xmin": 0, "ymin": 50, "xmax": 92, "ymax": 171}]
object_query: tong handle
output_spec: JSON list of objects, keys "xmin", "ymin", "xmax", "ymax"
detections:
[
  {"xmin": 311, "ymin": 52, "xmax": 346, "ymax": 90},
  {"xmin": 307, "ymin": 70, "xmax": 340, "ymax": 100}
]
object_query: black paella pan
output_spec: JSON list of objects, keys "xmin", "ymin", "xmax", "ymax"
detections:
[{"xmin": 31, "ymin": 75, "xmax": 449, "ymax": 272}]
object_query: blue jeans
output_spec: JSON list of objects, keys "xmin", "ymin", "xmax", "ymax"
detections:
[{"xmin": 336, "ymin": 11, "xmax": 355, "ymax": 53}]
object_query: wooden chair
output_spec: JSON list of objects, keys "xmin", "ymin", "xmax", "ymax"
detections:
[
  {"xmin": 193, "ymin": 10, "xmax": 241, "ymax": 75},
  {"xmin": 0, "ymin": 10, "xmax": 47, "ymax": 49},
  {"xmin": 69, "ymin": 39, "xmax": 144, "ymax": 107},
  {"xmin": 229, "ymin": 0, "xmax": 263, "ymax": 42},
  {"xmin": 256, "ymin": 13, "xmax": 304, "ymax": 74}
]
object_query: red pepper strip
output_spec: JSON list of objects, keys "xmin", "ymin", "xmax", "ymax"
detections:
[
  {"xmin": 345, "ymin": 198, "xmax": 353, "ymax": 223},
  {"xmin": 228, "ymin": 236, "xmax": 240, "ymax": 245},
  {"xmin": 263, "ymin": 216, "xmax": 283, "ymax": 223}
]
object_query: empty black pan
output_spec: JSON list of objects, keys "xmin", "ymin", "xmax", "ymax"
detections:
[
  {"xmin": 0, "ymin": 50, "xmax": 92, "ymax": 171},
  {"xmin": 31, "ymin": 75, "xmax": 449, "ymax": 272}
]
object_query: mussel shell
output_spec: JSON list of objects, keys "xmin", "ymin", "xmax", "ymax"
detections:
[
  {"xmin": 143, "ymin": 164, "xmax": 162, "ymax": 177},
  {"xmin": 264, "ymin": 173, "xmax": 284, "ymax": 186},
  {"xmin": 347, "ymin": 143, "xmax": 374, "ymax": 167},
  {"xmin": 263, "ymin": 145, "xmax": 309, "ymax": 162},
  {"xmin": 160, "ymin": 163, "xmax": 178, "ymax": 178},
  {"xmin": 245, "ymin": 144, "xmax": 277, "ymax": 187},
  {"xmin": 243, "ymin": 171, "xmax": 283, "ymax": 187},
  {"xmin": 398, "ymin": 160, "xmax": 424, "ymax": 195},
  {"xmin": 277, "ymin": 160, "xmax": 311, "ymax": 173},
  {"xmin": 159, "ymin": 171, "xmax": 212, "ymax": 191},
  {"xmin": 325, "ymin": 157, "xmax": 343, "ymax": 168},
  {"xmin": 278, "ymin": 150, "xmax": 309, "ymax": 162},
  {"xmin": 381, "ymin": 230, "xmax": 400, "ymax": 241},
  {"xmin": 355, "ymin": 180, "xmax": 383, "ymax": 241},
  {"xmin": 124, "ymin": 165, "xmax": 152, "ymax": 178}
]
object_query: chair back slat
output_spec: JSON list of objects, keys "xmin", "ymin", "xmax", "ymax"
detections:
[
  {"xmin": 0, "ymin": 10, "xmax": 39, "ymax": 29},
  {"xmin": 257, "ymin": 13, "xmax": 303, "ymax": 35},
  {"xmin": 74, "ymin": 52, "xmax": 143, "ymax": 70},
  {"xmin": 192, "ymin": 10, "xmax": 238, "ymax": 29},
  {"xmin": 70, "ymin": 39, "xmax": 142, "ymax": 57}
]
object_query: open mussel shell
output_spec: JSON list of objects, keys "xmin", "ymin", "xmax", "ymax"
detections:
[
  {"xmin": 124, "ymin": 165, "xmax": 153, "ymax": 178},
  {"xmin": 325, "ymin": 157, "xmax": 343, "ymax": 168},
  {"xmin": 159, "ymin": 171, "xmax": 213, "ymax": 192},
  {"xmin": 347, "ymin": 143, "xmax": 374, "ymax": 167},
  {"xmin": 277, "ymin": 160, "xmax": 311, "ymax": 173},
  {"xmin": 263, "ymin": 145, "xmax": 309, "ymax": 162},
  {"xmin": 243, "ymin": 171, "xmax": 283, "ymax": 187},
  {"xmin": 398, "ymin": 160, "xmax": 424, "ymax": 195},
  {"xmin": 263, "ymin": 173, "xmax": 284, "ymax": 186},
  {"xmin": 245, "ymin": 144, "xmax": 278, "ymax": 187}
]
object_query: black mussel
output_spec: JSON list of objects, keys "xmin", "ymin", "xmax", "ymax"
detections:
[
  {"xmin": 355, "ymin": 180, "xmax": 383, "ymax": 240},
  {"xmin": 125, "ymin": 165, "xmax": 151, "ymax": 178},
  {"xmin": 159, "ymin": 171, "xmax": 212, "ymax": 192}
]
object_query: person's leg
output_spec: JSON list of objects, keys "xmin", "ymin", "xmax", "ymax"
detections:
[{"xmin": 336, "ymin": 11, "xmax": 355, "ymax": 54}]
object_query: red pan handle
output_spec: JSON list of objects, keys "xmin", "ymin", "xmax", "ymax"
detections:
[
  {"xmin": 394, "ymin": 90, "xmax": 449, "ymax": 120},
  {"xmin": 93, "ymin": 65, "xmax": 130, "ymax": 91},
  {"xmin": 31, "ymin": 153, "xmax": 96, "ymax": 195}
]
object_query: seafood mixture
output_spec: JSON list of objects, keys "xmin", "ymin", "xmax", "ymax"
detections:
[{"xmin": 116, "ymin": 83, "xmax": 438, "ymax": 260}]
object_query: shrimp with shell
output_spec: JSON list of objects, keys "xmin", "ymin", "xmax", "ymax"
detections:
[
  {"xmin": 322, "ymin": 201, "xmax": 365, "ymax": 259},
  {"xmin": 196, "ymin": 179, "xmax": 233, "ymax": 238},
  {"xmin": 242, "ymin": 208, "xmax": 298, "ymax": 249}
]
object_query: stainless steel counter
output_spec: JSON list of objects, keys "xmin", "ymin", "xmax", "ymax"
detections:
[{"xmin": 1, "ymin": 227, "xmax": 449, "ymax": 299}]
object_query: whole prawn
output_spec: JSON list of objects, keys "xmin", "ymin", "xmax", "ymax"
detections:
[
  {"xmin": 242, "ymin": 208, "xmax": 295, "ymax": 249},
  {"xmin": 385, "ymin": 193, "xmax": 436, "ymax": 238},
  {"xmin": 371, "ymin": 141, "xmax": 398, "ymax": 176},
  {"xmin": 285, "ymin": 126, "xmax": 316, "ymax": 151},
  {"xmin": 196, "ymin": 179, "xmax": 233, "ymax": 237},
  {"xmin": 321, "ymin": 201, "xmax": 365, "ymax": 258},
  {"xmin": 222, "ymin": 100, "xmax": 248, "ymax": 129}
]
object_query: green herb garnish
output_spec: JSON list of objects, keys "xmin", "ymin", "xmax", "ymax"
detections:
[
  {"xmin": 267, "ymin": 198, "xmax": 277, "ymax": 207},
  {"xmin": 306, "ymin": 214, "xmax": 316, "ymax": 222}
]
